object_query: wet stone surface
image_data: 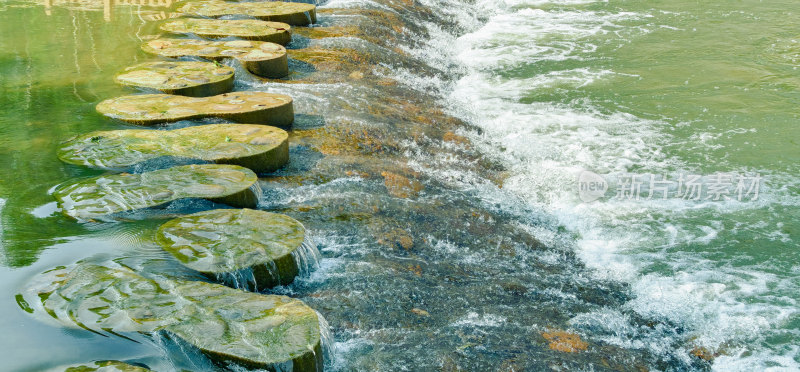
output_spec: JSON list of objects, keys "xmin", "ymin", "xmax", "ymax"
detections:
[
  {"xmin": 22, "ymin": 262, "xmax": 323, "ymax": 371},
  {"xmin": 178, "ymin": 0, "xmax": 317, "ymax": 26},
  {"xmin": 53, "ymin": 360, "xmax": 151, "ymax": 372},
  {"xmin": 57, "ymin": 124, "xmax": 289, "ymax": 173},
  {"xmin": 114, "ymin": 61, "xmax": 234, "ymax": 97},
  {"xmin": 142, "ymin": 38, "xmax": 288, "ymax": 78},
  {"xmin": 157, "ymin": 208, "xmax": 316, "ymax": 290},
  {"xmin": 96, "ymin": 91, "xmax": 294, "ymax": 127},
  {"xmin": 53, "ymin": 164, "xmax": 258, "ymax": 220},
  {"xmin": 160, "ymin": 18, "xmax": 292, "ymax": 45}
]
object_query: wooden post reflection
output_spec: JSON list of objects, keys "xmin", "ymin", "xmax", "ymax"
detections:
[
  {"xmin": 39, "ymin": 0, "xmax": 175, "ymax": 21},
  {"xmin": 104, "ymin": 0, "xmax": 111, "ymax": 21}
]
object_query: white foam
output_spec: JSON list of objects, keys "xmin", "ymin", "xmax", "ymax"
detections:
[
  {"xmin": 451, "ymin": 312, "xmax": 507, "ymax": 327},
  {"xmin": 396, "ymin": 0, "xmax": 800, "ymax": 368}
]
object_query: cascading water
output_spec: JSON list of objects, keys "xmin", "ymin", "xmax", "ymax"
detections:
[{"xmin": 2, "ymin": 0, "xmax": 798, "ymax": 370}]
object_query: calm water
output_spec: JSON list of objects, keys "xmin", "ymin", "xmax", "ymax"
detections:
[{"xmin": 0, "ymin": 0, "xmax": 798, "ymax": 371}]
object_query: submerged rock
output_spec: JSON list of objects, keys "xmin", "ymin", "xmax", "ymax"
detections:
[
  {"xmin": 53, "ymin": 164, "xmax": 258, "ymax": 220},
  {"xmin": 22, "ymin": 262, "xmax": 323, "ymax": 371},
  {"xmin": 156, "ymin": 209, "xmax": 316, "ymax": 290},
  {"xmin": 96, "ymin": 92, "xmax": 294, "ymax": 127},
  {"xmin": 57, "ymin": 124, "xmax": 289, "ymax": 173},
  {"xmin": 381, "ymin": 171, "xmax": 423, "ymax": 198},
  {"xmin": 541, "ymin": 330, "xmax": 589, "ymax": 353},
  {"xmin": 160, "ymin": 18, "xmax": 292, "ymax": 45},
  {"xmin": 52, "ymin": 360, "xmax": 150, "ymax": 372},
  {"xmin": 114, "ymin": 61, "xmax": 234, "ymax": 97},
  {"xmin": 142, "ymin": 38, "xmax": 287, "ymax": 78},
  {"xmin": 178, "ymin": 0, "xmax": 316, "ymax": 26}
]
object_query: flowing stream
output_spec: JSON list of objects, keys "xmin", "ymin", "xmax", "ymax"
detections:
[{"xmin": 0, "ymin": 0, "xmax": 798, "ymax": 371}]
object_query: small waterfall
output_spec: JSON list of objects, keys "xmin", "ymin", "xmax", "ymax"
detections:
[
  {"xmin": 249, "ymin": 181, "xmax": 265, "ymax": 207},
  {"xmin": 150, "ymin": 331, "xmax": 217, "ymax": 372},
  {"xmin": 292, "ymin": 232, "xmax": 322, "ymax": 277},
  {"xmin": 317, "ymin": 311, "xmax": 335, "ymax": 367},
  {"xmin": 214, "ymin": 267, "xmax": 258, "ymax": 292}
]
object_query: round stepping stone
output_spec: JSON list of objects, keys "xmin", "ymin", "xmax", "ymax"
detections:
[
  {"xmin": 178, "ymin": 0, "xmax": 316, "ymax": 26},
  {"xmin": 156, "ymin": 209, "xmax": 315, "ymax": 290},
  {"xmin": 53, "ymin": 164, "xmax": 258, "ymax": 220},
  {"xmin": 115, "ymin": 61, "xmax": 234, "ymax": 97},
  {"xmin": 142, "ymin": 38, "xmax": 287, "ymax": 78},
  {"xmin": 160, "ymin": 18, "xmax": 292, "ymax": 45},
  {"xmin": 50, "ymin": 361, "xmax": 150, "ymax": 372},
  {"xmin": 58, "ymin": 124, "xmax": 289, "ymax": 173},
  {"xmin": 22, "ymin": 262, "xmax": 324, "ymax": 372},
  {"xmin": 96, "ymin": 91, "xmax": 294, "ymax": 127}
]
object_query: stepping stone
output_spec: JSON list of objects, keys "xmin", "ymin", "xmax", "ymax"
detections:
[
  {"xmin": 160, "ymin": 18, "xmax": 292, "ymax": 46},
  {"xmin": 156, "ymin": 209, "xmax": 317, "ymax": 290},
  {"xmin": 96, "ymin": 91, "xmax": 294, "ymax": 127},
  {"xmin": 58, "ymin": 124, "xmax": 289, "ymax": 173},
  {"xmin": 22, "ymin": 262, "xmax": 324, "ymax": 372},
  {"xmin": 50, "ymin": 361, "xmax": 150, "ymax": 372},
  {"xmin": 178, "ymin": 0, "xmax": 317, "ymax": 26},
  {"xmin": 115, "ymin": 61, "xmax": 234, "ymax": 97},
  {"xmin": 53, "ymin": 164, "xmax": 258, "ymax": 220},
  {"xmin": 142, "ymin": 38, "xmax": 287, "ymax": 78}
]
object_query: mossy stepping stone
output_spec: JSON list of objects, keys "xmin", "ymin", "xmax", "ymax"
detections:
[
  {"xmin": 96, "ymin": 91, "xmax": 294, "ymax": 127},
  {"xmin": 52, "ymin": 361, "xmax": 150, "ymax": 372},
  {"xmin": 58, "ymin": 124, "xmax": 289, "ymax": 173},
  {"xmin": 23, "ymin": 262, "xmax": 323, "ymax": 372},
  {"xmin": 142, "ymin": 38, "xmax": 287, "ymax": 78},
  {"xmin": 178, "ymin": 0, "xmax": 317, "ymax": 26},
  {"xmin": 161, "ymin": 18, "xmax": 292, "ymax": 46},
  {"xmin": 53, "ymin": 164, "xmax": 258, "ymax": 220},
  {"xmin": 115, "ymin": 61, "xmax": 234, "ymax": 97},
  {"xmin": 157, "ymin": 209, "xmax": 313, "ymax": 290}
]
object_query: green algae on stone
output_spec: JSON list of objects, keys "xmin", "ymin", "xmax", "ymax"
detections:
[
  {"xmin": 53, "ymin": 360, "xmax": 150, "ymax": 372},
  {"xmin": 160, "ymin": 18, "xmax": 292, "ymax": 46},
  {"xmin": 157, "ymin": 209, "xmax": 312, "ymax": 289},
  {"xmin": 53, "ymin": 164, "xmax": 258, "ymax": 220},
  {"xmin": 58, "ymin": 124, "xmax": 289, "ymax": 173},
  {"xmin": 142, "ymin": 38, "xmax": 287, "ymax": 78},
  {"xmin": 23, "ymin": 262, "xmax": 323, "ymax": 372},
  {"xmin": 178, "ymin": 0, "xmax": 316, "ymax": 26},
  {"xmin": 96, "ymin": 91, "xmax": 294, "ymax": 127},
  {"xmin": 115, "ymin": 61, "xmax": 234, "ymax": 97}
]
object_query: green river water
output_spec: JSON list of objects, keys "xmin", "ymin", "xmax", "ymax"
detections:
[{"xmin": 450, "ymin": 0, "xmax": 800, "ymax": 369}]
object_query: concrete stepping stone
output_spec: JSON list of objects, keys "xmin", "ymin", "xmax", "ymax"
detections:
[
  {"xmin": 22, "ymin": 262, "xmax": 324, "ymax": 372},
  {"xmin": 49, "ymin": 361, "xmax": 150, "ymax": 372},
  {"xmin": 156, "ymin": 209, "xmax": 318, "ymax": 290},
  {"xmin": 142, "ymin": 38, "xmax": 287, "ymax": 78},
  {"xmin": 58, "ymin": 124, "xmax": 289, "ymax": 173},
  {"xmin": 178, "ymin": 0, "xmax": 317, "ymax": 26},
  {"xmin": 115, "ymin": 61, "xmax": 234, "ymax": 97},
  {"xmin": 53, "ymin": 164, "xmax": 258, "ymax": 220},
  {"xmin": 160, "ymin": 18, "xmax": 292, "ymax": 45},
  {"xmin": 96, "ymin": 91, "xmax": 294, "ymax": 127}
]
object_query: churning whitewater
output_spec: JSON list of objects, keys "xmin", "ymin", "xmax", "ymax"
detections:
[{"xmin": 385, "ymin": 0, "xmax": 800, "ymax": 370}]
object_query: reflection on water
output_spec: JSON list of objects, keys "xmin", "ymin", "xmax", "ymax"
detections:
[{"xmin": 36, "ymin": 0, "xmax": 176, "ymax": 21}]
